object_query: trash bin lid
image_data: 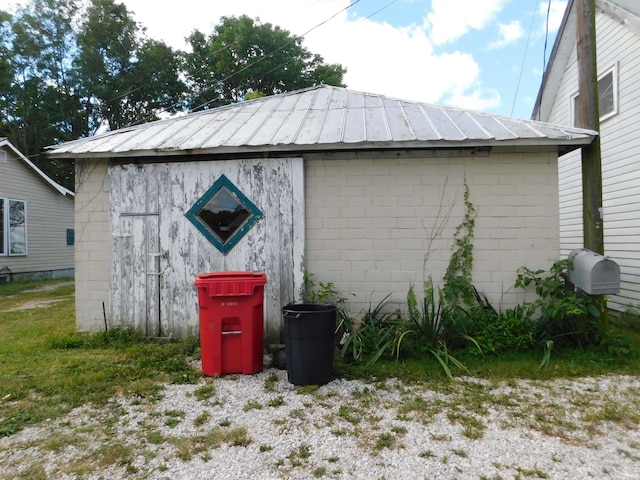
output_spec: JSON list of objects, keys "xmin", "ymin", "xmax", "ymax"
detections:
[
  {"xmin": 194, "ymin": 271, "xmax": 267, "ymax": 296},
  {"xmin": 196, "ymin": 271, "xmax": 266, "ymax": 281}
]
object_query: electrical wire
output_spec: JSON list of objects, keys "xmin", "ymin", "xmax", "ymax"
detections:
[
  {"xmin": 162, "ymin": 0, "xmax": 361, "ymax": 114},
  {"xmin": 248, "ymin": 0, "xmax": 399, "ymax": 96},
  {"xmin": 359, "ymin": 0, "xmax": 399, "ymax": 23},
  {"xmin": 11, "ymin": 0, "xmax": 364, "ymax": 149},
  {"xmin": 543, "ymin": 0, "xmax": 552, "ymax": 74},
  {"xmin": 511, "ymin": 0, "xmax": 540, "ymax": 117},
  {"xmin": 533, "ymin": 0, "xmax": 553, "ymax": 120}
]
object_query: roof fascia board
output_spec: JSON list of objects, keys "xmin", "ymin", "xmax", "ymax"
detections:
[
  {"xmin": 47, "ymin": 136, "xmax": 595, "ymax": 161},
  {"xmin": 598, "ymin": 0, "xmax": 640, "ymax": 35},
  {"xmin": 0, "ymin": 138, "xmax": 75, "ymax": 197},
  {"xmin": 532, "ymin": 0, "xmax": 577, "ymax": 122},
  {"xmin": 533, "ymin": 0, "xmax": 640, "ymax": 122}
]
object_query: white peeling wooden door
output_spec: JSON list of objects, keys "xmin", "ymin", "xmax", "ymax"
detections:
[
  {"xmin": 110, "ymin": 163, "xmax": 164, "ymax": 337},
  {"xmin": 116, "ymin": 214, "xmax": 161, "ymax": 336}
]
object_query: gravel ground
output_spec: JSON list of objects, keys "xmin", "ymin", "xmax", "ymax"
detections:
[{"xmin": 1, "ymin": 367, "xmax": 639, "ymax": 480}]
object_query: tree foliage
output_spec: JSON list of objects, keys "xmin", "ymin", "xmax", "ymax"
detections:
[
  {"xmin": 183, "ymin": 15, "xmax": 346, "ymax": 109},
  {"xmin": 0, "ymin": 3, "xmax": 345, "ymax": 190}
]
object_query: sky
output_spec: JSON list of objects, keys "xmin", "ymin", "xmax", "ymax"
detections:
[{"xmin": 5, "ymin": 0, "xmax": 570, "ymax": 120}]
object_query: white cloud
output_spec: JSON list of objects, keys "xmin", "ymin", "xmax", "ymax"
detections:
[
  {"xmin": 115, "ymin": 0, "xmax": 498, "ymax": 110},
  {"xmin": 3, "ymin": 0, "xmax": 503, "ymax": 114},
  {"xmin": 539, "ymin": 0, "xmax": 569, "ymax": 34},
  {"xmin": 488, "ymin": 20, "xmax": 524, "ymax": 49},
  {"xmin": 425, "ymin": 0, "xmax": 510, "ymax": 45},
  {"xmin": 445, "ymin": 87, "xmax": 502, "ymax": 113}
]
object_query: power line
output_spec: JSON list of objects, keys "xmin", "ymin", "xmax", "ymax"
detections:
[
  {"xmin": 543, "ymin": 0, "xmax": 553, "ymax": 73},
  {"xmin": 511, "ymin": 0, "xmax": 540, "ymax": 117},
  {"xmin": 144, "ymin": 0, "xmax": 362, "ymax": 118},
  {"xmin": 14, "ymin": 0, "xmax": 366, "ymax": 161}
]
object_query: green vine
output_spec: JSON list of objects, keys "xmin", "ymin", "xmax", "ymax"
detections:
[{"xmin": 442, "ymin": 179, "xmax": 476, "ymax": 307}]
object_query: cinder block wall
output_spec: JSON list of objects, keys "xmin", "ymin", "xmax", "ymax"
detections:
[
  {"xmin": 75, "ymin": 159, "xmax": 110, "ymax": 332},
  {"xmin": 304, "ymin": 149, "xmax": 560, "ymax": 314}
]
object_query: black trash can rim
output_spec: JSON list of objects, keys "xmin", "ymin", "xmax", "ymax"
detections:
[{"xmin": 282, "ymin": 303, "xmax": 337, "ymax": 314}]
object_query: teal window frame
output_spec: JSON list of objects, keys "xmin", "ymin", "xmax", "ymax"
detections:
[{"xmin": 185, "ymin": 174, "xmax": 263, "ymax": 255}]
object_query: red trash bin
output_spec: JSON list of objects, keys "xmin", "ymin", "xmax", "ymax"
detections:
[{"xmin": 194, "ymin": 271, "xmax": 267, "ymax": 376}]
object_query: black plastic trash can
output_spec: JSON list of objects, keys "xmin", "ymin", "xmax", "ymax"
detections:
[{"xmin": 282, "ymin": 303, "xmax": 337, "ymax": 386}]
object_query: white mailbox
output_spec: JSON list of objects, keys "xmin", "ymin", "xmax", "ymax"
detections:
[{"xmin": 568, "ymin": 248, "xmax": 620, "ymax": 295}]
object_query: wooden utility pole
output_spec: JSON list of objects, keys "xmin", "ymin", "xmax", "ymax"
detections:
[
  {"xmin": 576, "ymin": 0, "xmax": 604, "ymax": 256},
  {"xmin": 576, "ymin": 0, "xmax": 607, "ymax": 327}
]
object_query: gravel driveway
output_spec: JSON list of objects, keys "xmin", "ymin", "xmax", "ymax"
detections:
[{"xmin": 1, "ymin": 368, "xmax": 639, "ymax": 479}]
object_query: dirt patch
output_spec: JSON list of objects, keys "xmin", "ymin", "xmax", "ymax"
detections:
[
  {"xmin": 3, "ymin": 281, "xmax": 75, "ymax": 311},
  {"xmin": 4, "ymin": 297, "xmax": 73, "ymax": 312},
  {"xmin": 21, "ymin": 281, "xmax": 74, "ymax": 293}
]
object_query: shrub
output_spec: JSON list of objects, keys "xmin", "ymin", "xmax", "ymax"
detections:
[
  {"xmin": 467, "ymin": 303, "xmax": 537, "ymax": 355},
  {"xmin": 515, "ymin": 259, "xmax": 602, "ymax": 350}
]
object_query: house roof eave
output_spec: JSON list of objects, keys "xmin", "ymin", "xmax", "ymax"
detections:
[
  {"xmin": 46, "ymin": 135, "xmax": 597, "ymax": 161},
  {"xmin": 0, "ymin": 138, "xmax": 75, "ymax": 197}
]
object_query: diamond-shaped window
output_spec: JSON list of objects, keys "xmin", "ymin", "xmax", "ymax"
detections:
[{"xmin": 186, "ymin": 175, "xmax": 263, "ymax": 255}]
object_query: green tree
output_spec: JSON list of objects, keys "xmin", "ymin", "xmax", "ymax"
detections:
[
  {"xmin": 0, "ymin": 0, "xmax": 82, "ymax": 189},
  {"xmin": 75, "ymin": 0, "xmax": 186, "ymax": 132},
  {"xmin": 0, "ymin": 4, "xmax": 346, "ymax": 191},
  {"xmin": 183, "ymin": 15, "xmax": 346, "ymax": 109}
]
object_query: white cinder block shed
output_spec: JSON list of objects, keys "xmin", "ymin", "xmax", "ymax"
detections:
[{"xmin": 46, "ymin": 86, "xmax": 596, "ymax": 343}]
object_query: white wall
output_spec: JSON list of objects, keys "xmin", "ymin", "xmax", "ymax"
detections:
[
  {"xmin": 548, "ymin": 11, "xmax": 640, "ymax": 310},
  {"xmin": 304, "ymin": 149, "xmax": 560, "ymax": 315},
  {"xmin": 74, "ymin": 159, "xmax": 110, "ymax": 332}
]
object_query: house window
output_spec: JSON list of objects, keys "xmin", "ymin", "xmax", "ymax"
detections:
[
  {"xmin": 572, "ymin": 64, "xmax": 618, "ymax": 127},
  {"xmin": 185, "ymin": 175, "xmax": 262, "ymax": 255},
  {"xmin": 0, "ymin": 198, "xmax": 27, "ymax": 256}
]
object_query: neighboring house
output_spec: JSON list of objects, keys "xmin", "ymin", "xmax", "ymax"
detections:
[
  {"xmin": 46, "ymin": 86, "xmax": 595, "ymax": 342},
  {"xmin": 0, "ymin": 138, "xmax": 75, "ymax": 283},
  {"xmin": 533, "ymin": 0, "xmax": 640, "ymax": 311}
]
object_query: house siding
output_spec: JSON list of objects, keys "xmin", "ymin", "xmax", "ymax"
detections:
[
  {"xmin": 304, "ymin": 149, "xmax": 560, "ymax": 313},
  {"xmin": 0, "ymin": 146, "xmax": 74, "ymax": 279},
  {"xmin": 75, "ymin": 159, "xmax": 110, "ymax": 332},
  {"xmin": 549, "ymin": 11, "xmax": 640, "ymax": 309}
]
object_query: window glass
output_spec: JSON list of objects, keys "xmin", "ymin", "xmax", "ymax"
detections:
[
  {"xmin": 196, "ymin": 186, "xmax": 250, "ymax": 244},
  {"xmin": 599, "ymin": 71, "xmax": 614, "ymax": 117},
  {"xmin": 9, "ymin": 200, "xmax": 26, "ymax": 255},
  {"xmin": 572, "ymin": 67, "xmax": 617, "ymax": 126}
]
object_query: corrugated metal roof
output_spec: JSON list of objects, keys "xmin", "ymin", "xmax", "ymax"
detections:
[{"xmin": 46, "ymin": 85, "xmax": 596, "ymax": 159}]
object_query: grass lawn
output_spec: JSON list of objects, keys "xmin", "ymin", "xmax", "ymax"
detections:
[
  {"xmin": 2, "ymin": 278, "xmax": 640, "ymax": 439},
  {"xmin": 0, "ymin": 279, "xmax": 200, "ymax": 438}
]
